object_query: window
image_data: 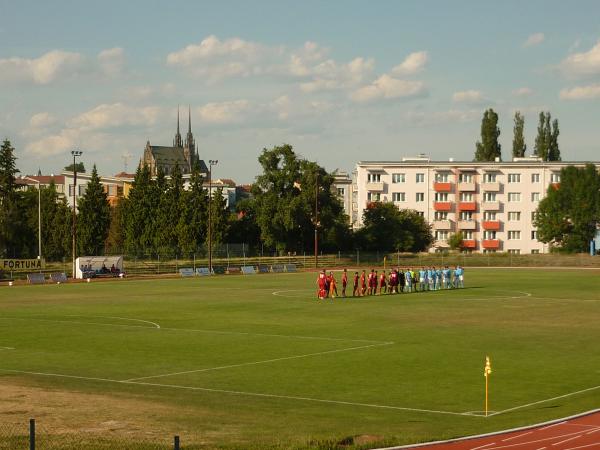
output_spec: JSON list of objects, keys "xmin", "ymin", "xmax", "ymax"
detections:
[
  {"xmin": 416, "ymin": 173, "xmax": 425, "ymax": 183},
  {"xmin": 483, "ymin": 249, "xmax": 497, "ymax": 254},
  {"xmin": 434, "ymin": 192, "xmax": 449, "ymax": 202},
  {"xmin": 531, "ymin": 192, "xmax": 540, "ymax": 202},
  {"xmin": 417, "ymin": 211, "xmax": 425, "ymax": 217},
  {"xmin": 531, "ymin": 249, "xmax": 540, "ymax": 254},
  {"xmin": 483, "ymin": 230, "xmax": 497, "ymax": 240},
  {"xmin": 337, "ymin": 188, "xmax": 345, "ymax": 196},
  {"xmin": 508, "ymin": 173, "xmax": 521, "ymax": 183},
  {"xmin": 531, "ymin": 211, "xmax": 538, "ymax": 222},
  {"xmin": 435, "ymin": 211, "xmax": 448, "ymax": 220},
  {"xmin": 508, "ymin": 230, "xmax": 521, "ymax": 240},
  {"xmin": 531, "ymin": 230, "xmax": 538, "ymax": 240},
  {"xmin": 69, "ymin": 184, "xmax": 75, "ymax": 196},
  {"xmin": 531, "ymin": 173, "xmax": 540, "ymax": 183},
  {"xmin": 460, "ymin": 211, "xmax": 473, "ymax": 221},
  {"xmin": 483, "ymin": 192, "xmax": 497, "ymax": 202},
  {"xmin": 367, "ymin": 173, "xmax": 381, "ymax": 183},
  {"xmin": 550, "ymin": 173, "xmax": 561, "ymax": 183},
  {"xmin": 392, "ymin": 173, "xmax": 405, "ymax": 183},
  {"xmin": 508, "ymin": 192, "xmax": 521, "ymax": 202},
  {"xmin": 460, "ymin": 192, "xmax": 473, "ymax": 201},
  {"xmin": 435, "ymin": 172, "xmax": 449, "ymax": 182},
  {"xmin": 392, "ymin": 192, "xmax": 405, "ymax": 202},
  {"xmin": 483, "ymin": 211, "xmax": 497, "ymax": 220},
  {"xmin": 435, "ymin": 230, "xmax": 449, "ymax": 241},
  {"xmin": 459, "ymin": 173, "xmax": 473, "ymax": 183},
  {"xmin": 483, "ymin": 173, "xmax": 497, "ymax": 183},
  {"xmin": 367, "ymin": 192, "xmax": 381, "ymax": 201},
  {"xmin": 508, "ymin": 249, "xmax": 521, "ymax": 255},
  {"xmin": 462, "ymin": 231, "xmax": 473, "ymax": 239},
  {"xmin": 416, "ymin": 192, "xmax": 425, "ymax": 202},
  {"xmin": 508, "ymin": 211, "xmax": 521, "ymax": 221},
  {"xmin": 78, "ymin": 184, "xmax": 87, "ymax": 196}
]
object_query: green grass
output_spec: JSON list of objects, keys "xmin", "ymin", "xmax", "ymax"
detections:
[{"xmin": 1, "ymin": 269, "xmax": 599, "ymax": 449}]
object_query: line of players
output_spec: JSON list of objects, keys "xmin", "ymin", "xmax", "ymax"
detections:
[{"xmin": 317, "ymin": 266, "xmax": 465, "ymax": 299}]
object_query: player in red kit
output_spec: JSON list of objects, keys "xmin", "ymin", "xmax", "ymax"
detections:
[
  {"xmin": 360, "ymin": 270, "xmax": 367, "ymax": 296},
  {"xmin": 341, "ymin": 269, "xmax": 348, "ymax": 297},
  {"xmin": 317, "ymin": 270, "xmax": 327, "ymax": 299},
  {"xmin": 379, "ymin": 270, "xmax": 387, "ymax": 295},
  {"xmin": 353, "ymin": 271, "xmax": 359, "ymax": 297},
  {"xmin": 328, "ymin": 271, "xmax": 338, "ymax": 298}
]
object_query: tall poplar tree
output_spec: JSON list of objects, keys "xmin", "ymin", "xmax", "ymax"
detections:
[
  {"xmin": 0, "ymin": 139, "xmax": 22, "ymax": 257},
  {"xmin": 512, "ymin": 111, "xmax": 526, "ymax": 158},
  {"xmin": 77, "ymin": 165, "xmax": 111, "ymax": 255},
  {"xmin": 534, "ymin": 112, "xmax": 561, "ymax": 161},
  {"xmin": 474, "ymin": 109, "xmax": 502, "ymax": 161}
]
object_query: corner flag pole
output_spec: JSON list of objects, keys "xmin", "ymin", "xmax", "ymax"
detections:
[{"xmin": 484, "ymin": 356, "xmax": 492, "ymax": 417}]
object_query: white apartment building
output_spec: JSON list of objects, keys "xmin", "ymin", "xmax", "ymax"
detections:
[{"xmin": 353, "ymin": 155, "xmax": 600, "ymax": 254}]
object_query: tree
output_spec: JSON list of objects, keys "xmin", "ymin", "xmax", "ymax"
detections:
[
  {"xmin": 250, "ymin": 144, "xmax": 349, "ymax": 253},
  {"xmin": 206, "ymin": 187, "xmax": 229, "ymax": 250},
  {"xmin": 227, "ymin": 197, "xmax": 261, "ymax": 251},
  {"xmin": 177, "ymin": 163, "xmax": 208, "ymax": 255},
  {"xmin": 77, "ymin": 165, "xmax": 111, "ymax": 255},
  {"xmin": 0, "ymin": 139, "xmax": 24, "ymax": 257},
  {"xmin": 448, "ymin": 233, "xmax": 464, "ymax": 251},
  {"xmin": 512, "ymin": 111, "xmax": 526, "ymax": 158},
  {"xmin": 474, "ymin": 109, "xmax": 501, "ymax": 161},
  {"xmin": 124, "ymin": 164, "xmax": 155, "ymax": 255},
  {"xmin": 355, "ymin": 202, "xmax": 433, "ymax": 252},
  {"xmin": 534, "ymin": 112, "xmax": 561, "ymax": 161},
  {"xmin": 535, "ymin": 164, "xmax": 600, "ymax": 252},
  {"xmin": 105, "ymin": 197, "xmax": 126, "ymax": 254},
  {"xmin": 154, "ymin": 164, "xmax": 183, "ymax": 256},
  {"xmin": 64, "ymin": 162, "xmax": 86, "ymax": 173}
]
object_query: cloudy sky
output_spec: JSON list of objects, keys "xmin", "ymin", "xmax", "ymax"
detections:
[{"xmin": 2, "ymin": 0, "xmax": 600, "ymax": 182}]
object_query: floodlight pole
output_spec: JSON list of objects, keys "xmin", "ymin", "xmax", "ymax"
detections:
[
  {"xmin": 314, "ymin": 171, "xmax": 318, "ymax": 269},
  {"xmin": 71, "ymin": 150, "xmax": 82, "ymax": 279},
  {"xmin": 36, "ymin": 179, "xmax": 41, "ymax": 261},
  {"xmin": 208, "ymin": 160, "xmax": 218, "ymax": 274}
]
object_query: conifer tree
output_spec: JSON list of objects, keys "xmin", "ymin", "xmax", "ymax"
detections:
[
  {"xmin": 474, "ymin": 109, "xmax": 502, "ymax": 161},
  {"xmin": 0, "ymin": 139, "xmax": 22, "ymax": 257},
  {"xmin": 124, "ymin": 164, "xmax": 154, "ymax": 255},
  {"xmin": 77, "ymin": 165, "xmax": 110, "ymax": 255},
  {"xmin": 512, "ymin": 111, "xmax": 526, "ymax": 158},
  {"xmin": 534, "ymin": 112, "xmax": 561, "ymax": 161},
  {"xmin": 177, "ymin": 163, "xmax": 208, "ymax": 255}
]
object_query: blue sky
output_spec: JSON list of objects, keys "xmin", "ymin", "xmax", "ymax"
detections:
[{"xmin": 2, "ymin": 0, "xmax": 600, "ymax": 182}]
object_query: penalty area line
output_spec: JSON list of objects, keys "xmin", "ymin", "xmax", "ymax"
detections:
[
  {"xmin": 122, "ymin": 341, "xmax": 395, "ymax": 382},
  {"xmin": 0, "ymin": 368, "xmax": 471, "ymax": 417}
]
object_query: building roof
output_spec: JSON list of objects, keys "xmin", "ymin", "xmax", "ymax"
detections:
[
  {"xmin": 216, "ymin": 178, "xmax": 236, "ymax": 187},
  {"xmin": 114, "ymin": 172, "xmax": 136, "ymax": 179},
  {"xmin": 357, "ymin": 158, "xmax": 600, "ymax": 167},
  {"xmin": 18, "ymin": 175, "xmax": 65, "ymax": 185},
  {"xmin": 148, "ymin": 146, "xmax": 189, "ymax": 165}
]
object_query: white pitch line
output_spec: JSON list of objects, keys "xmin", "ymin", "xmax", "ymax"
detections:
[
  {"xmin": 0, "ymin": 346, "xmax": 14, "ymax": 350},
  {"xmin": 0, "ymin": 368, "xmax": 471, "ymax": 417},
  {"xmin": 489, "ymin": 384, "xmax": 600, "ymax": 417},
  {"xmin": 122, "ymin": 342, "xmax": 394, "ymax": 382},
  {"xmin": 0, "ymin": 317, "xmax": 387, "ymax": 344},
  {"xmin": 66, "ymin": 315, "xmax": 161, "ymax": 329},
  {"xmin": 502, "ymin": 431, "xmax": 533, "ymax": 441},
  {"xmin": 470, "ymin": 443, "xmax": 495, "ymax": 450},
  {"xmin": 540, "ymin": 421, "xmax": 567, "ymax": 430}
]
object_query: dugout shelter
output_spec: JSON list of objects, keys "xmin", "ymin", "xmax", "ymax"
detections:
[{"xmin": 75, "ymin": 256, "xmax": 124, "ymax": 279}]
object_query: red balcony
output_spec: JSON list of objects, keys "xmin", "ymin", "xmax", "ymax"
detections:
[
  {"xmin": 434, "ymin": 182, "xmax": 452, "ymax": 192},
  {"xmin": 433, "ymin": 202, "xmax": 453, "ymax": 211},
  {"xmin": 458, "ymin": 201, "xmax": 477, "ymax": 211},
  {"xmin": 551, "ymin": 183, "xmax": 560, "ymax": 190},
  {"xmin": 462, "ymin": 239, "xmax": 477, "ymax": 249},
  {"xmin": 482, "ymin": 239, "xmax": 500, "ymax": 249},
  {"xmin": 482, "ymin": 220, "xmax": 500, "ymax": 231}
]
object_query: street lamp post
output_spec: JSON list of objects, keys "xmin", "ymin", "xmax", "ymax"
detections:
[
  {"xmin": 208, "ymin": 160, "xmax": 218, "ymax": 274},
  {"xmin": 314, "ymin": 171, "xmax": 319, "ymax": 269},
  {"xmin": 36, "ymin": 180, "xmax": 41, "ymax": 261},
  {"xmin": 71, "ymin": 150, "xmax": 82, "ymax": 279}
]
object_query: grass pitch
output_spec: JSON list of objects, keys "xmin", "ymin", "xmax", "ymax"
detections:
[{"xmin": 1, "ymin": 268, "xmax": 599, "ymax": 449}]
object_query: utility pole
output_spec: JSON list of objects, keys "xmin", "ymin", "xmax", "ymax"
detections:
[
  {"xmin": 314, "ymin": 170, "xmax": 318, "ymax": 269},
  {"xmin": 208, "ymin": 160, "xmax": 218, "ymax": 274},
  {"xmin": 71, "ymin": 150, "xmax": 82, "ymax": 279}
]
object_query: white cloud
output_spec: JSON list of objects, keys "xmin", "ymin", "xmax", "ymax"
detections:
[
  {"xmin": 523, "ymin": 32, "xmax": 545, "ymax": 48},
  {"xmin": 29, "ymin": 112, "xmax": 57, "ymax": 128},
  {"xmin": 26, "ymin": 128, "xmax": 80, "ymax": 157},
  {"xmin": 0, "ymin": 50, "xmax": 83, "ymax": 84},
  {"xmin": 405, "ymin": 109, "xmax": 480, "ymax": 126},
  {"xmin": 68, "ymin": 103, "xmax": 161, "ymax": 130},
  {"xmin": 513, "ymin": 87, "xmax": 533, "ymax": 97},
  {"xmin": 560, "ymin": 40, "xmax": 600, "ymax": 77},
  {"xmin": 559, "ymin": 84, "xmax": 600, "ymax": 100},
  {"xmin": 351, "ymin": 75, "xmax": 427, "ymax": 102},
  {"xmin": 299, "ymin": 57, "xmax": 374, "ymax": 93},
  {"xmin": 452, "ymin": 90, "xmax": 484, "ymax": 104},
  {"xmin": 167, "ymin": 35, "xmax": 262, "ymax": 66},
  {"xmin": 196, "ymin": 100, "xmax": 251, "ymax": 124},
  {"xmin": 98, "ymin": 47, "xmax": 125, "ymax": 77},
  {"xmin": 391, "ymin": 51, "xmax": 429, "ymax": 75}
]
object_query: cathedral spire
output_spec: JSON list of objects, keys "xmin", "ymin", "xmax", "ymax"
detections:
[
  {"xmin": 173, "ymin": 105, "xmax": 183, "ymax": 148},
  {"xmin": 188, "ymin": 105, "xmax": 191, "ymax": 135},
  {"xmin": 185, "ymin": 105, "xmax": 196, "ymax": 165}
]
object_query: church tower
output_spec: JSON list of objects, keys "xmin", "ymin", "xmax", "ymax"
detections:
[
  {"xmin": 173, "ymin": 106, "xmax": 183, "ymax": 148},
  {"xmin": 184, "ymin": 106, "xmax": 196, "ymax": 169}
]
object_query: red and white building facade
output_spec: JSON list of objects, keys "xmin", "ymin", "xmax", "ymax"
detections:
[{"xmin": 351, "ymin": 155, "xmax": 600, "ymax": 254}]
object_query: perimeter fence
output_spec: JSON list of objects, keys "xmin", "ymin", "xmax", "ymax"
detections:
[
  {"xmin": 3, "ymin": 244, "xmax": 600, "ymax": 281},
  {"xmin": 0, "ymin": 419, "xmax": 186, "ymax": 450}
]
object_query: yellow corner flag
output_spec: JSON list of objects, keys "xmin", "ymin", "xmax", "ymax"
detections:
[
  {"xmin": 484, "ymin": 356, "xmax": 492, "ymax": 416},
  {"xmin": 484, "ymin": 356, "xmax": 492, "ymax": 377}
]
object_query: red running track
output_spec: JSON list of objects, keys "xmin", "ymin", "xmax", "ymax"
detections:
[{"xmin": 385, "ymin": 410, "xmax": 600, "ymax": 450}]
